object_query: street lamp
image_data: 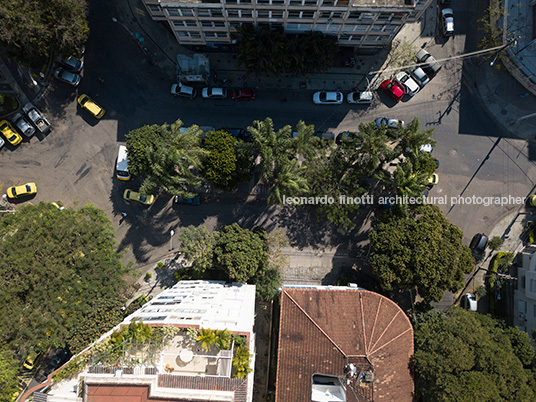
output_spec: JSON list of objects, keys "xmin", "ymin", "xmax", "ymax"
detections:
[
  {"xmin": 170, "ymin": 229, "xmax": 175, "ymax": 251},
  {"xmin": 490, "ymin": 38, "xmax": 518, "ymax": 66}
]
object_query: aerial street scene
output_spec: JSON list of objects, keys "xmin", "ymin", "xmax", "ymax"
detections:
[{"xmin": 2, "ymin": 0, "xmax": 536, "ymax": 400}]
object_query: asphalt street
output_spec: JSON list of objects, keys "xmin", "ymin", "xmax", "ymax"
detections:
[{"xmin": 2, "ymin": 0, "xmax": 536, "ymax": 276}]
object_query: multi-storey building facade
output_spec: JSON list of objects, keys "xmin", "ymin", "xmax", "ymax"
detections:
[{"xmin": 143, "ymin": 0, "xmax": 433, "ymax": 51}]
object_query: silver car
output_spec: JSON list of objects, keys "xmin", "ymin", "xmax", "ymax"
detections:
[
  {"xmin": 54, "ymin": 68, "xmax": 81, "ymax": 86},
  {"xmin": 409, "ymin": 67, "xmax": 430, "ymax": 88},
  {"xmin": 12, "ymin": 112, "xmax": 35, "ymax": 137},
  {"xmin": 415, "ymin": 49, "xmax": 442, "ymax": 76}
]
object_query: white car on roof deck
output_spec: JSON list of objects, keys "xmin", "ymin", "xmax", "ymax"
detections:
[{"xmin": 313, "ymin": 91, "xmax": 344, "ymax": 105}]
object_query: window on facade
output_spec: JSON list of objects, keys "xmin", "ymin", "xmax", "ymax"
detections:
[
  {"xmin": 304, "ymin": 0, "xmax": 318, "ymax": 5},
  {"xmin": 148, "ymin": 5, "xmax": 162, "ymax": 13},
  {"xmin": 166, "ymin": 8, "xmax": 180, "ymax": 17},
  {"xmin": 197, "ymin": 9, "xmax": 211, "ymax": 17},
  {"xmin": 301, "ymin": 11, "xmax": 315, "ymax": 18},
  {"xmin": 179, "ymin": 8, "xmax": 194, "ymax": 17},
  {"xmin": 225, "ymin": 0, "xmax": 238, "ymax": 3},
  {"xmin": 212, "ymin": 10, "xmax": 223, "ymax": 17},
  {"xmin": 392, "ymin": 13, "xmax": 405, "ymax": 21},
  {"xmin": 371, "ymin": 25, "xmax": 383, "ymax": 32},
  {"xmin": 521, "ymin": 275, "xmax": 526, "ymax": 289},
  {"xmin": 289, "ymin": 0, "xmax": 302, "ymax": 4},
  {"xmin": 323, "ymin": 0, "xmax": 334, "ymax": 5},
  {"xmin": 378, "ymin": 13, "xmax": 392, "ymax": 20},
  {"xmin": 272, "ymin": 0, "xmax": 285, "ymax": 4},
  {"xmin": 241, "ymin": 10, "xmax": 253, "ymax": 18},
  {"xmin": 227, "ymin": 10, "xmax": 239, "ymax": 17},
  {"xmin": 534, "ymin": 304, "xmax": 536, "ymax": 318},
  {"xmin": 271, "ymin": 11, "xmax": 284, "ymax": 18},
  {"xmin": 353, "ymin": 25, "xmax": 368, "ymax": 32},
  {"xmin": 348, "ymin": 11, "xmax": 361, "ymax": 20},
  {"xmin": 360, "ymin": 12, "xmax": 374, "ymax": 23},
  {"xmin": 288, "ymin": 11, "xmax": 300, "ymax": 18},
  {"xmin": 258, "ymin": 10, "xmax": 269, "ymax": 18},
  {"xmin": 531, "ymin": 279, "xmax": 536, "ymax": 293},
  {"xmin": 257, "ymin": 0, "xmax": 270, "ymax": 3}
]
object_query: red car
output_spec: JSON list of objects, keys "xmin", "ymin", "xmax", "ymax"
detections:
[
  {"xmin": 379, "ymin": 80, "xmax": 404, "ymax": 102},
  {"xmin": 231, "ymin": 89, "xmax": 256, "ymax": 101}
]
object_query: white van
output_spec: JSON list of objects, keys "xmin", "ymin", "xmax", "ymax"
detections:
[{"xmin": 116, "ymin": 145, "xmax": 130, "ymax": 180}]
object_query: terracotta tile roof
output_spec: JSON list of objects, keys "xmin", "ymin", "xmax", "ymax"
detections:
[
  {"xmin": 275, "ymin": 288, "xmax": 414, "ymax": 402},
  {"xmin": 85, "ymin": 374, "xmax": 248, "ymax": 402}
]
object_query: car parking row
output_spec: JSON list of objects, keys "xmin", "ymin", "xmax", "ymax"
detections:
[
  {"xmin": 170, "ymin": 83, "xmax": 256, "ymax": 101},
  {"xmin": 0, "ymin": 103, "xmax": 50, "ymax": 150}
]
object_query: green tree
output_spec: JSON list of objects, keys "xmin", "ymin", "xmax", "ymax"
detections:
[
  {"xmin": 488, "ymin": 236, "xmax": 504, "ymax": 251},
  {"xmin": 197, "ymin": 328, "xmax": 217, "ymax": 351},
  {"xmin": 204, "ymin": 130, "xmax": 238, "ymax": 191},
  {"xmin": 0, "ymin": 0, "xmax": 88, "ymax": 67},
  {"xmin": 268, "ymin": 158, "xmax": 309, "ymax": 204},
  {"xmin": 0, "ymin": 202, "xmax": 128, "ymax": 357},
  {"xmin": 414, "ymin": 308, "xmax": 536, "ymax": 401},
  {"xmin": 398, "ymin": 118, "xmax": 437, "ymax": 154},
  {"xmin": 253, "ymin": 266, "xmax": 282, "ymax": 302},
  {"xmin": 177, "ymin": 225, "xmax": 217, "ymax": 276},
  {"xmin": 0, "ymin": 346, "xmax": 19, "ymax": 402},
  {"xmin": 291, "ymin": 120, "xmax": 320, "ymax": 162},
  {"xmin": 369, "ymin": 204, "xmax": 474, "ymax": 302},
  {"xmin": 126, "ymin": 121, "xmax": 207, "ymax": 197},
  {"xmin": 213, "ymin": 224, "xmax": 269, "ymax": 283},
  {"xmin": 376, "ymin": 159, "xmax": 430, "ymax": 198},
  {"xmin": 352, "ymin": 122, "xmax": 395, "ymax": 172}
]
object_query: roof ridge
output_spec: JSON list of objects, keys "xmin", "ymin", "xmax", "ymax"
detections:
[{"xmin": 284, "ymin": 290, "xmax": 347, "ymax": 357}]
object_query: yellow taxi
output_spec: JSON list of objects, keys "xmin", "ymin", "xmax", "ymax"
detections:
[
  {"xmin": 427, "ymin": 173, "xmax": 439, "ymax": 186},
  {"xmin": 0, "ymin": 120, "xmax": 23, "ymax": 146},
  {"xmin": 7, "ymin": 182, "xmax": 37, "ymax": 199},
  {"xmin": 23, "ymin": 349, "xmax": 42, "ymax": 370},
  {"xmin": 123, "ymin": 189, "xmax": 154, "ymax": 205},
  {"xmin": 77, "ymin": 94, "xmax": 105, "ymax": 119}
]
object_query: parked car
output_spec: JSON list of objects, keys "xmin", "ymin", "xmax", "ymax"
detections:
[
  {"xmin": 313, "ymin": 91, "xmax": 344, "ymax": 105},
  {"xmin": 221, "ymin": 127, "xmax": 252, "ymax": 142},
  {"xmin": 231, "ymin": 88, "xmax": 255, "ymax": 101},
  {"xmin": 395, "ymin": 71, "xmax": 420, "ymax": 96},
  {"xmin": 0, "ymin": 120, "xmax": 23, "ymax": 146},
  {"xmin": 123, "ymin": 189, "xmax": 154, "ymax": 205},
  {"xmin": 174, "ymin": 195, "xmax": 201, "ymax": 205},
  {"xmin": 0, "ymin": 136, "xmax": 4, "ymax": 150},
  {"xmin": 415, "ymin": 49, "xmax": 442, "ymax": 76},
  {"xmin": 7, "ymin": 182, "xmax": 37, "ymax": 199},
  {"xmin": 54, "ymin": 67, "xmax": 81, "ymax": 86},
  {"xmin": 11, "ymin": 112, "xmax": 35, "ymax": 137},
  {"xmin": 202, "ymin": 87, "xmax": 227, "ymax": 99},
  {"xmin": 59, "ymin": 56, "xmax": 83, "ymax": 73},
  {"xmin": 170, "ymin": 83, "xmax": 196, "ymax": 99},
  {"xmin": 441, "ymin": 8, "xmax": 455, "ymax": 36},
  {"xmin": 77, "ymin": 94, "xmax": 105, "ymax": 119},
  {"xmin": 410, "ymin": 67, "xmax": 430, "ymax": 87},
  {"xmin": 375, "ymin": 117, "xmax": 405, "ymax": 129},
  {"xmin": 23, "ymin": 349, "xmax": 43, "ymax": 370},
  {"xmin": 379, "ymin": 80, "xmax": 404, "ymax": 102},
  {"xmin": 314, "ymin": 131, "xmax": 335, "ymax": 141},
  {"xmin": 347, "ymin": 90, "xmax": 373, "ymax": 104},
  {"xmin": 470, "ymin": 233, "xmax": 488, "ymax": 253},
  {"xmin": 463, "ymin": 293, "xmax": 477, "ymax": 311},
  {"xmin": 427, "ymin": 173, "xmax": 439, "ymax": 185},
  {"xmin": 23, "ymin": 103, "xmax": 51, "ymax": 133},
  {"xmin": 336, "ymin": 131, "xmax": 360, "ymax": 145}
]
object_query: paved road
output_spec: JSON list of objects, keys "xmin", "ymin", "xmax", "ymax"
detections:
[{"xmin": 1, "ymin": 0, "xmax": 536, "ymax": 281}]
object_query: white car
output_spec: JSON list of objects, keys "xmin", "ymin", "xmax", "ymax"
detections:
[
  {"xmin": 54, "ymin": 68, "xmax": 81, "ymax": 86},
  {"xmin": 409, "ymin": 67, "xmax": 430, "ymax": 88},
  {"xmin": 420, "ymin": 144, "xmax": 433, "ymax": 153},
  {"xmin": 313, "ymin": 91, "xmax": 343, "ymax": 105},
  {"xmin": 441, "ymin": 8, "xmax": 454, "ymax": 36},
  {"xmin": 347, "ymin": 91, "xmax": 373, "ymax": 104},
  {"xmin": 464, "ymin": 293, "xmax": 477, "ymax": 311},
  {"xmin": 12, "ymin": 112, "xmax": 35, "ymax": 137},
  {"xmin": 395, "ymin": 71, "xmax": 420, "ymax": 96},
  {"xmin": 171, "ymin": 83, "xmax": 196, "ymax": 99},
  {"xmin": 202, "ymin": 87, "xmax": 227, "ymax": 99},
  {"xmin": 375, "ymin": 117, "xmax": 405, "ymax": 129}
]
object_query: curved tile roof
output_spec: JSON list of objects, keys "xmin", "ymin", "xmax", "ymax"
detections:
[{"xmin": 275, "ymin": 287, "xmax": 414, "ymax": 402}]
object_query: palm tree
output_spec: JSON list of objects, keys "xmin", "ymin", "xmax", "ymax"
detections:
[
  {"xmin": 139, "ymin": 122, "xmax": 207, "ymax": 197},
  {"xmin": 197, "ymin": 328, "xmax": 216, "ymax": 351},
  {"xmin": 268, "ymin": 158, "xmax": 309, "ymax": 204},
  {"xmin": 399, "ymin": 118, "xmax": 437, "ymax": 154},
  {"xmin": 248, "ymin": 118, "xmax": 293, "ymax": 183},
  {"xmin": 292, "ymin": 120, "xmax": 320, "ymax": 163},
  {"xmin": 377, "ymin": 160, "xmax": 429, "ymax": 198},
  {"xmin": 352, "ymin": 122, "xmax": 396, "ymax": 172}
]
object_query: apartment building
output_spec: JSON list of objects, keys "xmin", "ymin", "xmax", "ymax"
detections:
[
  {"xmin": 514, "ymin": 245, "xmax": 536, "ymax": 335},
  {"xmin": 39, "ymin": 281, "xmax": 257, "ymax": 402},
  {"xmin": 143, "ymin": 0, "xmax": 433, "ymax": 51}
]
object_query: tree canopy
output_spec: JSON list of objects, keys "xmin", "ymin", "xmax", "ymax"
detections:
[
  {"xmin": 176, "ymin": 224, "xmax": 282, "ymax": 300},
  {"xmin": 125, "ymin": 121, "xmax": 207, "ymax": 197},
  {"xmin": 203, "ymin": 130, "xmax": 241, "ymax": 191},
  {"xmin": 0, "ymin": 202, "xmax": 128, "ymax": 357},
  {"xmin": 0, "ymin": 0, "xmax": 88, "ymax": 66},
  {"xmin": 414, "ymin": 308, "xmax": 536, "ymax": 400},
  {"xmin": 369, "ymin": 204, "xmax": 474, "ymax": 302},
  {"xmin": 234, "ymin": 24, "xmax": 337, "ymax": 77}
]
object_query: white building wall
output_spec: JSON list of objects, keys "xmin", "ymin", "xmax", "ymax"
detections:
[
  {"xmin": 142, "ymin": 0, "xmax": 433, "ymax": 49},
  {"xmin": 514, "ymin": 246, "xmax": 536, "ymax": 334}
]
